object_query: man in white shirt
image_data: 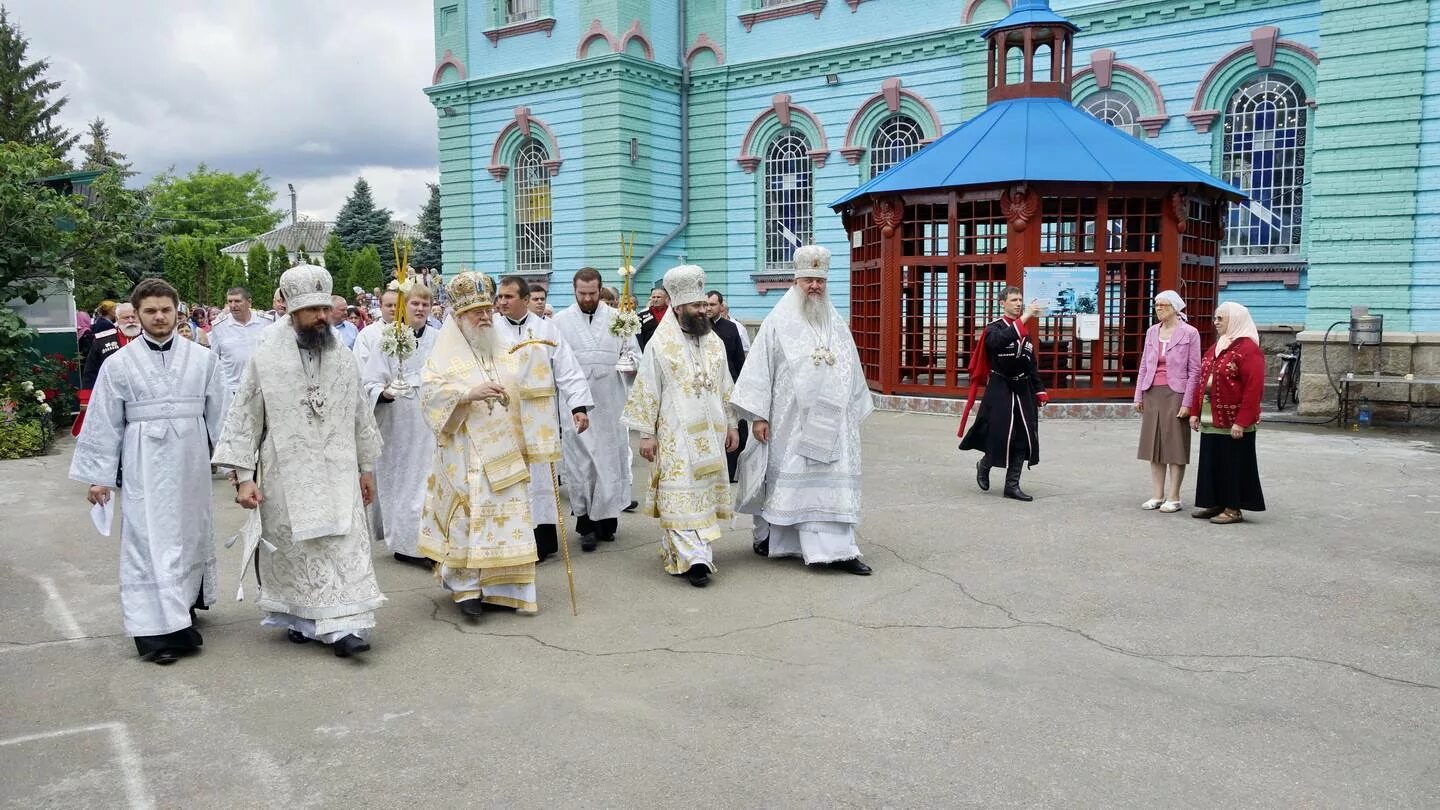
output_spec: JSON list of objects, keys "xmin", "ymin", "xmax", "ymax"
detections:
[
  {"xmin": 329, "ymin": 295, "xmax": 359, "ymax": 349},
  {"xmin": 209, "ymin": 287, "xmax": 273, "ymax": 416}
]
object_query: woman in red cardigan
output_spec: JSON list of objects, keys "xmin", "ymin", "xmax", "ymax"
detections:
[{"xmin": 1187, "ymin": 301, "xmax": 1267, "ymax": 524}]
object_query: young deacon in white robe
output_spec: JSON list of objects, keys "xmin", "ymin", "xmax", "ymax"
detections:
[
  {"xmin": 418, "ymin": 271, "xmax": 558, "ymax": 617},
  {"xmin": 70, "ymin": 279, "xmax": 227, "ymax": 665},
  {"xmin": 731, "ymin": 246, "xmax": 875, "ymax": 575},
  {"xmin": 361, "ymin": 282, "xmax": 439, "ymax": 567},
  {"xmin": 622, "ymin": 264, "xmax": 739, "ymax": 587},
  {"xmin": 553, "ymin": 267, "xmax": 640, "ymax": 552},
  {"xmin": 212, "ymin": 265, "xmax": 386, "ymax": 658},
  {"xmin": 494, "ymin": 275, "xmax": 594, "ymax": 562}
]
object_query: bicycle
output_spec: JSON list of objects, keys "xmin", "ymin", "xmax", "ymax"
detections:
[{"xmin": 1275, "ymin": 340, "xmax": 1301, "ymax": 411}]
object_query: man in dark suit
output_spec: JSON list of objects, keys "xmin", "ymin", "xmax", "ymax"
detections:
[
  {"xmin": 706, "ymin": 290, "xmax": 748, "ymax": 482},
  {"xmin": 637, "ymin": 285, "xmax": 669, "ymax": 351}
]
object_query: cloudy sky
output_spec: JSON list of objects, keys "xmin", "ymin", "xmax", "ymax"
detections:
[{"xmin": 8, "ymin": 0, "xmax": 437, "ymax": 224}]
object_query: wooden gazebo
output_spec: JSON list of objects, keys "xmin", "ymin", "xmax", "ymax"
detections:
[{"xmin": 831, "ymin": 0, "xmax": 1245, "ymax": 400}]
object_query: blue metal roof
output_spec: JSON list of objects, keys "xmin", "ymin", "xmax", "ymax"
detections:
[
  {"xmin": 981, "ymin": 0, "xmax": 1079, "ymax": 39},
  {"xmin": 831, "ymin": 97, "xmax": 1245, "ymax": 209}
]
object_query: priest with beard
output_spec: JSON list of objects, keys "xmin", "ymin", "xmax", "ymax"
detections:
[
  {"xmin": 623, "ymin": 264, "xmax": 739, "ymax": 587},
  {"xmin": 361, "ymin": 282, "xmax": 439, "ymax": 568},
  {"xmin": 552, "ymin": 267, "xmax": 640, "ymax": 552},
  {"xmin": 70, "ymin": 279, "xmax": 228, "ymax": 664},
  {"xmin": 731, "ymin": 246, "xmax": 874, "ymax": 575},
  {"xmin": 418, "ymin": 272, "xmax": 555, "ymax": 617},
  {"xmin": 212, "ymin": 265, "xmax": 386, "ymax": 658}
]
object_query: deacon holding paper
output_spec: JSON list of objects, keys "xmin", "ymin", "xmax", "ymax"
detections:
[
  {"xmin": 70, "ymin": 279, "xmax": 227, "ymax": 665},
  {"xmin": 731, "ymin": 246, "xmax": 874, "ymax": 575},
  {"xmin": 622, "ymin": 264, "xmax": 739, "ymax": 587},
  {"xmin": 958, "ymin": 286, "xmax": 1049, "ymax": 502}
]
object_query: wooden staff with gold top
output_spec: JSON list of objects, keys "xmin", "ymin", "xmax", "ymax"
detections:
[{"xmin": 507, "ymin": 329, "xmax": 578, "ymax": 616}]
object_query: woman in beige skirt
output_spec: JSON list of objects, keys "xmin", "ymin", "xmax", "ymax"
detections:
[{"xmin": 1133, "ymin": 290, "xmax": 1202, "ymax": 512}]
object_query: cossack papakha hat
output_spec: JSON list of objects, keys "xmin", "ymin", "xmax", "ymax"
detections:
[
  {"xmin": 447, "ymin": 270, "xmax": 495, "ymax": 315},
  {"xmin": 662, "ymin": 264, "xmax": 706, "ymax": 307},
  {"xmin": 792, "ymin": 245, "xmax": 831, "ymax": 280},
  {"xmin": 278, "ymin": 264, "xmax": 333, "ymax": 311}
]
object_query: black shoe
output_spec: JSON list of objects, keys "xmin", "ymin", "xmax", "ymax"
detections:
[
  {"xmin": 623, "ymin": 501, "xmax": 639, "ymax": 513},
  {"xmin": 150, "ymin": 649, "xmax": 180, "ymax": 666},
  {"xmin": 286, "ymin": 629, "xmax": 310, "ymax": 644},
  {"xmin": 393, "ymin": 552, "xmax": 432, "ymax": 569},
  {"xmin": 976, "ymin": 459, "xmax": 991, "ymax": 492},
  {"xmin": 685, "ymin": 564, "xmax": 711, "ymax": 587},
  {"xmin": 753, "ymin": 538, "xmax": 769, "ymax": 557},
  {"xmin": 830, "ymin": 558, "xmax": 873, "ymax": 575},
  {"xmin": 1003, "ymin": 459, "xmax": 1033, "ymax": 502},
  {"xmin": 581, "ymin": 533, "xmax": 598, "ymax": 552},
  {"xmin": 459, "ymin": 599, "xmax": 485, "ymax": 617},
  {"xmin": 332, "ymin": 635, "xmax": 370, "ymax": 658}
]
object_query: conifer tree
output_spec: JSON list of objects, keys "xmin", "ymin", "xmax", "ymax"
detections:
[
  {"xmin": 246, "ymin": 242, "xmax": 273, "ymax": 303},
  {"xmin": 0, "ymin": 7, "xmax": 78, "ymax": 160},
  {"xmin": 347, "ymin": 245, "xmax": 383, "ymax": 295},
  {"xmin": 412, "ymin": 183, "xmax": 443, "ymax": 272},
  {"xmin": 333, "ymin": 177, "xmax": 394, "ymax": 274},
  {"xmin": 78, "ymin": 117, "xmax": 132, "ymax": 177},
  {"xmin": 323, "ymin": 235, "xmax": 352, "ymax": 297}
]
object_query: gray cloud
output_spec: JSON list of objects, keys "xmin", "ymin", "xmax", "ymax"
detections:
[{"xmin": 7, "ymin": 0, "xmax": 438, "ymax": 220}]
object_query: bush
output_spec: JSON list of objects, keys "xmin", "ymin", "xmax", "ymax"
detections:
[{"xmin": 0, "ymin": 378, "xmax": 55, "ymax": 458}]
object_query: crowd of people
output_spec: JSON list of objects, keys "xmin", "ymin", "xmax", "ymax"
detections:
[{"xmin": 66, "ymin": 247, "xmax": 1266, "ymax": 667}]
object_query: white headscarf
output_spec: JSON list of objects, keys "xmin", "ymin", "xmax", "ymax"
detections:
[
  {"xmin": 1154, "ymin": 290, "xmax": 1187, "ymax": 321},
  {"xmin": 1214, "ymin": 300, "xmax": 1259, "ymax": 353}
]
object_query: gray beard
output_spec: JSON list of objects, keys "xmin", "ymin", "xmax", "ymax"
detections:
[
  {"xmin": 118, "ymin": 323, "xmax": 142, "ymax": 339},
  {"xmin": 801, "ymin": 292, "xmax": 831, "ymax": 329},
  {"xmin": 294, "ymin": 322, "xmax": 336, "ymax": 353},
  {"xmin": 460, "ymin": 321, "xmax": 499, "ymax": 357}
]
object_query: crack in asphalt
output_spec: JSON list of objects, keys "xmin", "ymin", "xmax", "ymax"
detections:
[{"xmin": 865, "ymin": 539, "xmax": 1440, "ymax": 689}]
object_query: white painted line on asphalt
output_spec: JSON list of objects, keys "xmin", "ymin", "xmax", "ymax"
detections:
[
  {"xmin": 33, "ymin": 575, "xmax": 85, "ymax": 639},
  {"xmin": 0, "ymin": 721, "xmax": 154, "ymax": 810}
]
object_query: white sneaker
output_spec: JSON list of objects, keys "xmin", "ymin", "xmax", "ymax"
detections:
[
  {"xmin": 1159, "ymin": 500, "xmax": 1183, "ymax": 513},
  {"xmin": 1141, "ymin": 498, "xmax": 1164, "ymax": 510}
]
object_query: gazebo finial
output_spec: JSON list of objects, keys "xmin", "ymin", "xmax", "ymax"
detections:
[{"xmin": 982, "ymin": 0, "xmax": 1079, "ymax": 104}]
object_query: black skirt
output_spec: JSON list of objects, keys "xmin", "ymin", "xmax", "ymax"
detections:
[{"xmin": 1194, "ymin": 432, "xmax": 1266, "ymax": 512}]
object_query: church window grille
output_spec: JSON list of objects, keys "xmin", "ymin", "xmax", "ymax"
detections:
[
  {"xmin": 1221, "ymin": 73, "xmax": 1307, "ymax": 257},
  {"xmin": 507, "ymin": 0, "xmax": 541, "ymax": 23},
  {"xmin": 869, "ymin": 114, "xmax": 924, "ymax": 178},
  {"xmin": 512, "ymin": 138, "xmax": 552, "ymax": 274},
  {"xmin": 763, "ymin": 132, "xmax": 814, "ymax": 271},
  {"xmin": 1078, "ymin": 90, "xmax": 1142, "ymax": 139}
]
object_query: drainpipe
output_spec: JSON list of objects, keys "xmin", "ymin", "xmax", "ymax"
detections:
[{"xmin": 634, "ymin": 0, "xmax": 688, "ymax": 275}]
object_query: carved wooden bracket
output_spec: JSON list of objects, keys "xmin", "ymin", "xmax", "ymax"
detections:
[
  {"xmin": 1000, "ymin": 184, "xmax": 1038, "ymax": 233},
  {"xmin": 1169, "ymin": 189, "xmax": 1191, "ymax": 234},
  {"xmin": 875, "ymin": 196, "xmax": 905, "ymax": 237}
]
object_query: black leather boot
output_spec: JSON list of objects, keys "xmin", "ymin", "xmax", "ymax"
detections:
[
  {"xmin": 1003, "ymin": 457, "xmax": 1032, "ymax": 502},
  {"xmin": 976, "ymin": 458, "xmax": 991, "ymax": 492}
]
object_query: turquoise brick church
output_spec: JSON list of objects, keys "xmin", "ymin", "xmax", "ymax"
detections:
[{"xmin": 425, "ymin": 0, "xmax": 1440, "ymax": 340}]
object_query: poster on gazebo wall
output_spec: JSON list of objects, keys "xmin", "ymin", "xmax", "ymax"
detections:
[{"xmin": 1024, "ymin": 266, "xmax": 1100, "ymax": 340}]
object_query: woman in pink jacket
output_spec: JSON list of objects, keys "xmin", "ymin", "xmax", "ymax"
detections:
[{"xmin": 1133, "ymin": 290, "xmax": 1202, "ymax": 512}]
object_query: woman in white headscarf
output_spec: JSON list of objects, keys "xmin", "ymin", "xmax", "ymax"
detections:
[
  {"xmin": 1184, "ymin": 301, "xmax": 1267, "ymax": 524},
  {"xmin": 1133, "ymin": 290, "xmax": 1202, "ymax": 512}
]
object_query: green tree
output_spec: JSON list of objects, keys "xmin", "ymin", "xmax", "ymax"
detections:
[
  {"xmin": 412, "ymin": 182, "xmax": 442, "ymax": 272},
  {"xmin": 211, "ymin": 255, "xmax": 245, "ymax": 307},
  {"xmin": 333, "ymin": 177, "xmax": 393, "ymax": 274},
  {"xmin": 161, "ymin": 237, "xmax": 201, "ymax": 305},
  {"xmin": 0, "ymin": 7, "xmax": 78, "ymax": 160},
  {"xmin": 348, "ymin": 245, "xmax": 383, "ymax": 295},
  {"xmin": 78, "ymin": 117, "xmax": 132, "ymax": 177},
  {"xmin": 72, "ymin": 171, "xmax": 160, "ymax": 310},
  {"xmin": 245, "ymin": 242, "xmax": 273, "ymax": 303},
  {"xmin": 323, "ymin": 235, "xmax": 352, "ymax": 298},
  {"xmin": 270, "ymin": 242, "xmax": 292, "ymax": 285},
  {"xmin": 147, "ymin": 164, "xmax": 283, "ymax": 242},
  {"xmin": 296, "ymin": 246, "xmax": 312, "ymax": 265}
]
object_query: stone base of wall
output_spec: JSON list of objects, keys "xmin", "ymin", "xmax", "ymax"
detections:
[
  {"xmin": 1295, "ymin": 329, "xmax": 1440, "ymax": 426},
  {"xmin": 872, "ymin": 394, "xmax": 1140, "ymax": 420}
]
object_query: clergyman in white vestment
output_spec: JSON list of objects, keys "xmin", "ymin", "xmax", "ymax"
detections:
[
  {"xmin": 212, "ymin": 265, "xmax": 386, "ymax": 658},
  {"xmin": 361, "ymin": 282, "xmax": 439, "ymax": 566},
  {"xmin": 70, "ymin": 279, "xmax": 227, "ymax": 664},
  {"xmin": 622, "ymin": 264, "xmax": 739, "ymax": 588},
  {"xmin": 731, "ymin": 245, "xmax": 874, "ymax": 576},
  {"xmin": 553, "ymin": 267, "xmax": 639, "ymax": 552}
]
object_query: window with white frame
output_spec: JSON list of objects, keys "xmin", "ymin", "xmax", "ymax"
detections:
[
  {"xmin": 758, "ymin": 0, "xmax": 799, "ymax": 7},
  {"xmin": 763, "ymin": 131, "xmax": 814, "ymax": 271},
  {"xmin": 1221, "ymin": 73, "xmax": 1307, "ymax": 257},
  {"xmin": 1078, "ymin": 90, "xmax": 1143, "ymax": 139},
  {"xmin": 869, "ymin": 114, "xmax": 924, "ymax": 178},
  {"xmin": 506, "ymin": 0, "xmax": 541, "ymax": 23},
  {"xmin": 512, "ymin": 138, "xmax": 552, "ymax": 274}
]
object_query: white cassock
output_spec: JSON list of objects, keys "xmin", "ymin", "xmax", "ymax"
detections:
[
  {"xmin": 352, "ymin": 318, "xmax": 392, "ymax": 540},
  {"xmin": 212, "ymin": 328, "xmax": 386, "ymax": 643},
  {"xmin": 730, "ymin": 287, "xmax": 874, "ymax": 564},
  {"xmin": 497, "ymin": 312, "xmax": 593, "ymax": 526},
  {"xmin": 69, "ymin": 335, "xmax": 227, "ymax": 641},
  {"xmin": 359, "ymin": 323, "xmax": 440, "ymax": 557},
  {"xmin": 552, "ymin": 302, "xmax": 639, "ymax": 523}
]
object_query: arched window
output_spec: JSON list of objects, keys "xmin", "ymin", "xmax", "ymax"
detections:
[
  {"xmin": 869, "ymin": 114, "xmax": 923, "ymax": 178},
  {"xmin": 512, "ymin": 138, "xmax": 552, "ymax": 274},
  {"xmin": 1221, "ymin": 73, "xmax": 1307, "ymax": 257},
  {"xmin": 763, "ymin": 131, "xmax": 813, "ymax": 271},
  {"xmin": 507, "ymin": 0, "xmax": 541, "ymax": 23},
  {"xmin": 1079, "ymin": 90, "xmax": 1142, "ymax": 138}
]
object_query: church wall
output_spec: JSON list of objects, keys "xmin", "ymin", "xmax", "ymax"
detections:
[{"xmin": 1410, "ymin": 0, "xmax": 1440, "ymax": 332}]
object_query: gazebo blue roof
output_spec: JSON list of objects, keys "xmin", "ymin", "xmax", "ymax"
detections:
[
  {"xmin": 831, "ymin": 97, "xmax": 1245, "ymax": 209},
  {"xmin": 981, "ymin": 0, "xmax": 1078, "ymax": 38}
]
